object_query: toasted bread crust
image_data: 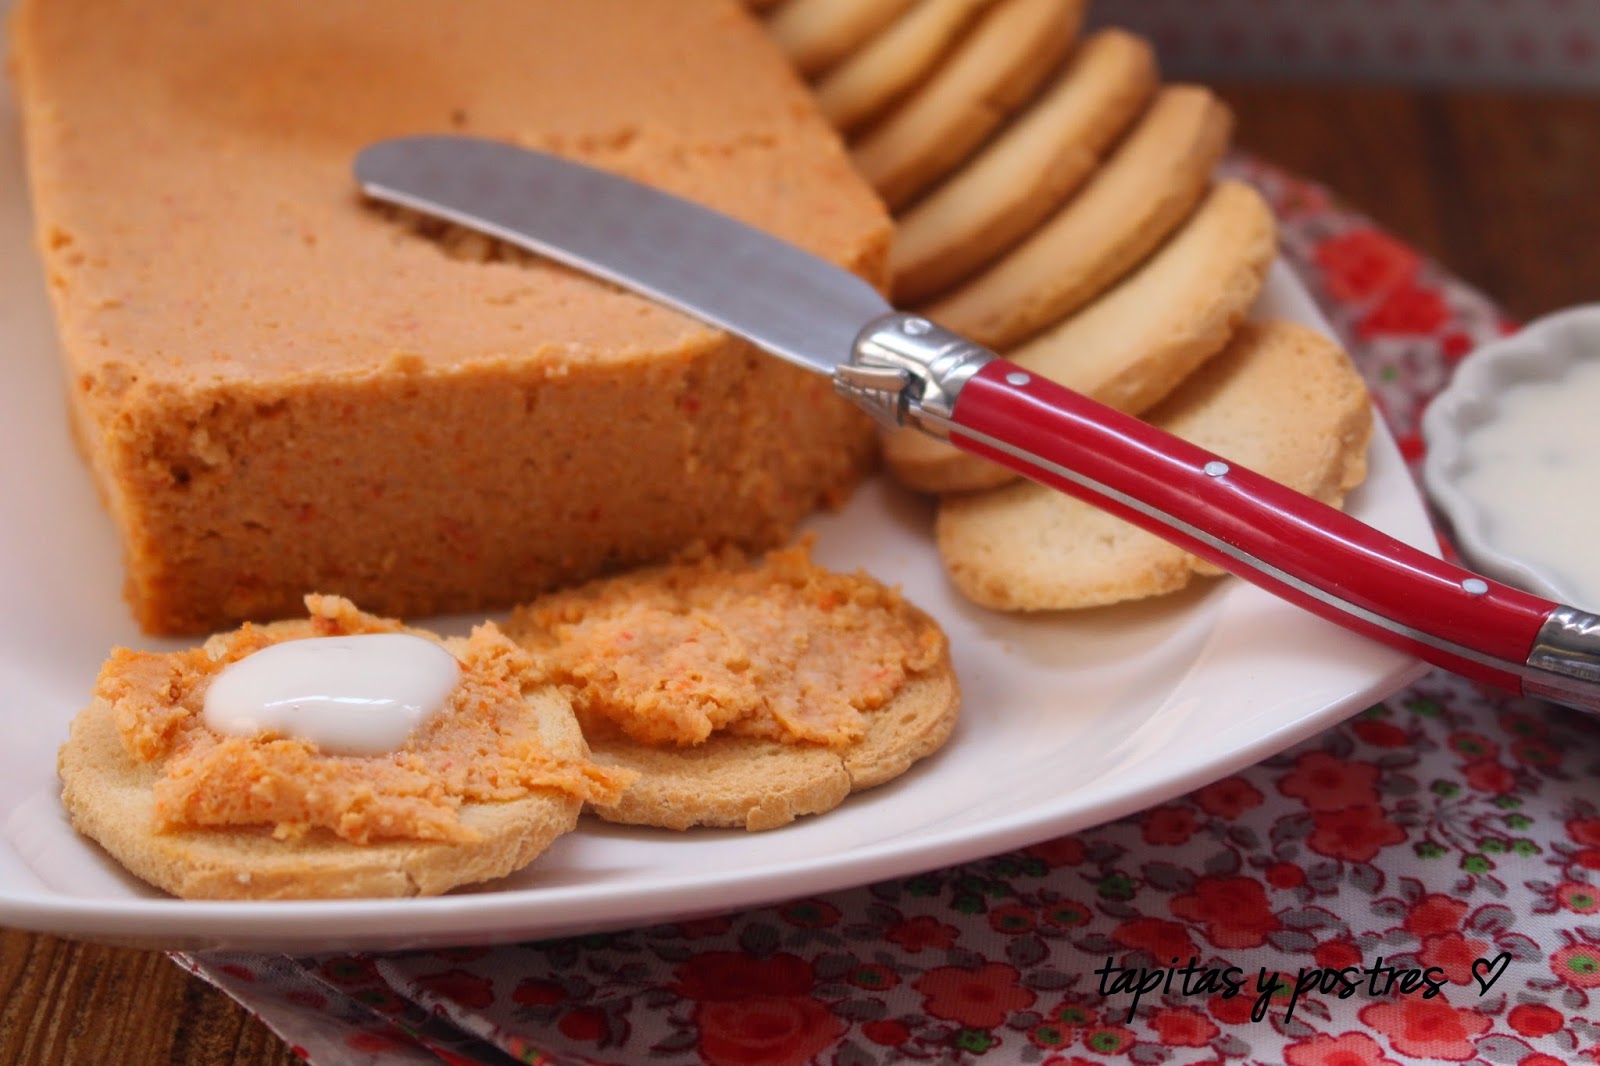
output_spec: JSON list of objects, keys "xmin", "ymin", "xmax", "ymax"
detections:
[
  {"xmin": 59, "ymin": 685, "xmax": 589, "ymax": 899},
  {"xmin": 58, "ymin": 600, "xmax": 616, "ymax": 899},
  {"xmin": 890, "ymin": 29, "xmax": 1158, "ymax": 303},
  {"xmin": 886, "ymin": 180, "xmax": 1277, "ymax": 494},
  {"xmin": 580, "ymin": 624, "xmax": 959, "ymax": 831},
  {"xmin": 507, "ymin": 546, "xmax": 961, "ymax": 831},
  {"xmin": 936, "ymin": 321, "xmax": 1374, "ymax": 610},
  {"xmin": 922, "ymin": 84, "xmax": 1234, "ymax": 349},
  {"xmin": 815, "ymin": 0, "xmax": 1003, "ymax": 132},
  {"xmin": 851, "ymin": 0, "xmax": 1084, "ymax": 209},
  {"xmin": 768, "ymin": 0, "xmax": 921, "ymax": 75}
]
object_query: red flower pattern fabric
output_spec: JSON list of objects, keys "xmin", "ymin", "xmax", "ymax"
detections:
[
  {"xmin": 1284, "ymin": 1030, "xmax": 1405, "ymax": 1066},
  {"xmin": 1307, "ymin": 803, "xmax": 1410, "ymax": 863},
  {"xmin": 1359, "ymin": 999, "xmax": 1493, "ymax": 1061},
  {"xmin": 176, "ymin": 156, "xmax": 1600, "ymax": 1066},
  {"xmin": 1313, "ymin": 228, "xmax": 1421, "ymax": 304},
  {"xmin": 915, "ymin": 963, "xmax": 1036, "ymax": 1029},
  {"xmin": 1112, "ymin": 917, "xmax": 1200, "ymax": 962},
  {"xmin": 1278, "ymin": 752, "xmax": 1383, "ymax": 811},
  {"xmin": 1170, "ymin": 876, "xmax": 1283, "ymax": 949}
]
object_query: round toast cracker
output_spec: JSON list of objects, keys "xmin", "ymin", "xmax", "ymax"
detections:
[
  {"xmin": 505, "ymin": 547, "xmax": 960, "ymax": 832},
  {"xmin": 814, "ymin": 0, "xmax": 1002, "ymax": 133},
  {"xmin": 768, "ymin": 0, "xmax": 921, "ymax": 76},
  {"xmin": 59, "ymin": 674, "xmax": 591, "ymax": 900},
  {"xmin": 578, "ymin": 647, "xmax": 959, "ymax": 831},
  {"xmin": 850, "ymin": 0, "xmax": 1084, "ymax": 210},
  {"xmin": 885, "ymin": 180, "xmax": 1277, "ymax": 494},
  {"xmin": 935, "ymin": 320, "xmax": 1375, "ymax": 611},
  {"xmin": 922, "ymin": 84, "xmax": 1234, "ymax": 349},
  {"xmin": 891, "ymin": 29, "xmax": 1158, "ymax": 303}
]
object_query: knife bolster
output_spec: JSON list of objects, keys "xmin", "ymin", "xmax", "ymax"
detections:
[{"xmin": 847, "ymin": 313, "xmax": 995, "ymax": 438}]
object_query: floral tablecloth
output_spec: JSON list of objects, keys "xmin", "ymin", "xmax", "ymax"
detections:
[{"xmin": 176, "ymin": 157, "xmax": 1600, "ymax": 1066}]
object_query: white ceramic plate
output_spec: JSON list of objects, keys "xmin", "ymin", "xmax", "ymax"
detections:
[
  {"xmin": 0, "ymin": 80, "xmax": 1434, "ymax": 953},
  {"xmin": 1423, "ymin": 305, "xmax": 1600, "ymax": 610}
]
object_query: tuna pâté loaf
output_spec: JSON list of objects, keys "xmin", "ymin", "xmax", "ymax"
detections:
[{"xmin": 11, "ymin": 0, "xmax": 891, "ymax": 634}]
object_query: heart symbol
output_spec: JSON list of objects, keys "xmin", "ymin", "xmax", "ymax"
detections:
[{"xmin": 1472, "ymin": 952, "xmax": 1512, "ymax": 995}]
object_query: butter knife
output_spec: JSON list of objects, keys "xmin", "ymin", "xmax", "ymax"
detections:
[{"xmin": 354, "ymin": 134, "xmax": 1600, "ymax": 714}]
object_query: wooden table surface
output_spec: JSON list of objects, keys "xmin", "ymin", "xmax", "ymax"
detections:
[{"xmin": 5, "ymin": 84, "xmax": 1600, "ymax": 1066}]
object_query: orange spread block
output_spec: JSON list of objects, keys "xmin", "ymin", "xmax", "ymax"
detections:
[{"xmin": 10, "ymin": 0, "xmax": 891, "ymax": 634}]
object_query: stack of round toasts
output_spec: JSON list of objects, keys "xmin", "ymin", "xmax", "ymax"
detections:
[{"xmin": 759, "ymin": 0, "xmax": 1375, "ymax": 612}]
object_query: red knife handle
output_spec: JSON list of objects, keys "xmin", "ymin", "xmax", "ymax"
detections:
[{"xmin": 946, "ymin": 358, "xmax": 1561, "ymax": 694}]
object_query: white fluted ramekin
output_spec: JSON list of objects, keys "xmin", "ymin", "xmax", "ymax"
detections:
[{"xmin": 1422, "ymin": 305, "xmax": 1600, "ymax": 609}]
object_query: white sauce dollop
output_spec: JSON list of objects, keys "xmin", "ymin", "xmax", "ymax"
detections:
[
  {"xmin": 202, "ymin": 633, "xmax": 461, "ymax": 756},
  {"xmin": 1457, "ymin": 357, "xmax": 1600, "ymax": 608}
]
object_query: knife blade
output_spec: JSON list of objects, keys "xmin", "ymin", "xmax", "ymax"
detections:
[
  {"xmin": 354, "ymin": 133, "xmax": 1600, "ymax": 715},
  {"xmin": 354, "ymin": 135, "xmax": 888, "ymax": 378}
]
